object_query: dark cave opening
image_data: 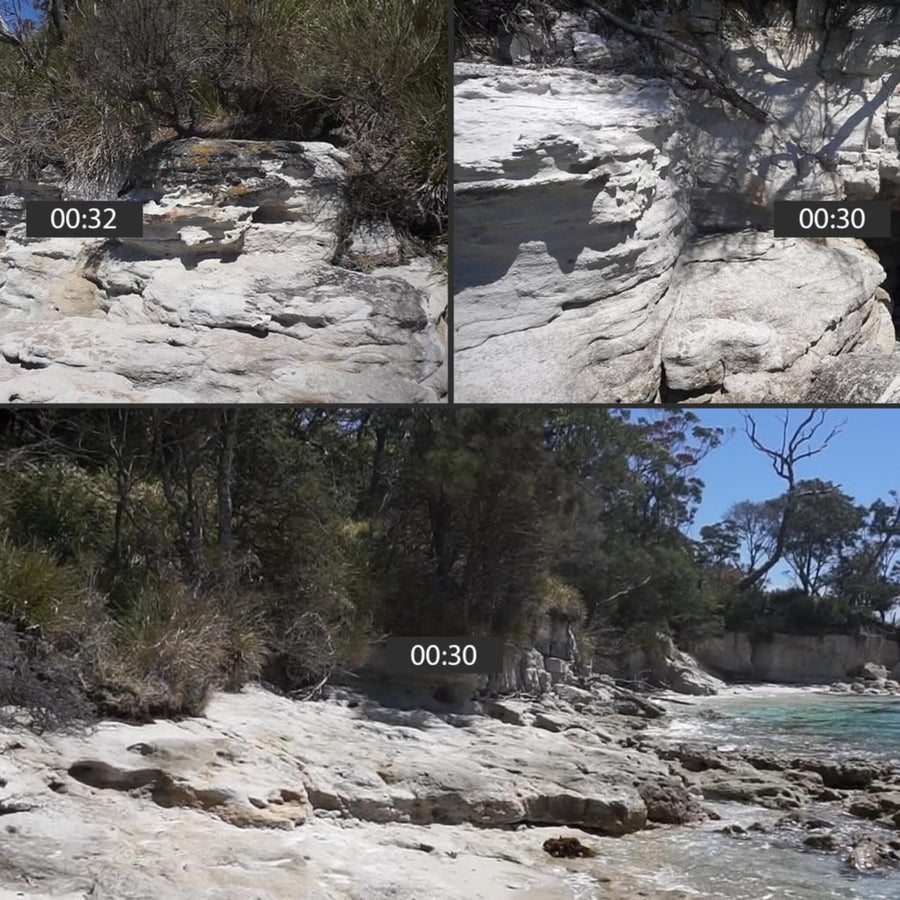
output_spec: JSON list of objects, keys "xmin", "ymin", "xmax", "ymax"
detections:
[{"xmin": 864, "ymin": 208, "xmax": 900, "ymax": 340}]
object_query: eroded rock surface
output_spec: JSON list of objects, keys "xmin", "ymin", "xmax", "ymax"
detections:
[
  {"xmin": 5, "ymin": 674, "xmax": 900, "ymax": 896},
  {"xmin": 0, "ymin": 683, "xmax": 699, "ymax": 899},
  {"xmin": 0, "ymin": 139, "xmax": 446, "ymax": 402},
  {"xmin": 691, "ymin": 631, "xmax": 900, "ymax": 683},
  {"xmin": 454, "ymin": 4, "xmax": 900, "ymax": 402},
  {"xmin": 454, "ymin": 64, "xmax": 689, "ymax": 402}
]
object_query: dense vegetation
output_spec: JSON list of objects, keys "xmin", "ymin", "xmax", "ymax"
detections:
[
  {"xmin": 0, "ymin": 408, "xmax": 896, "ymax": 731},
  {"xmin": 0, "ymin": 0, "xmax": 447, "ymax": 250}
]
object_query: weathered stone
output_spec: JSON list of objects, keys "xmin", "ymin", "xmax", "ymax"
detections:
[
  {"xmin": 855, "ymin": 662, "xmax": 890, "ymax": 681},
  {"xmin": 661, "ymin": 234, "xmax": 887, "ymax": 399},
  {"xmin": 544, "ymin": 657, "xmax": 572, "ymax": 684},
  {"xmin": 0, "ymin": 139, "xmax": 446, "ymax": 402},
  {"xmin": 533, "ymin": 712, "xmax": 568, "ymax": 733},
  {"xmin": 849, "ymin": 798, "xmax": 883, "ymax": 820},
  {"xmin": 805, "ymin": 831, "xmax": 841, "ymax": 851},
  {"xmin": 698, "ymin": 773, "xmax": 804, "ymax": 809},
  {"xmin": 637, "ymin": 778, "xmax": 706, "ymax": 825},
  {"xmin": 454, "ymin": 11, "xmax": 900, "ymax": 404},
  {"xmin": 453, "ymin": 63, "xmax": 688, "ymax": 403},
  {"xmin": 691, "ymin": 632, "xmax": 900, "ymax": 683}
]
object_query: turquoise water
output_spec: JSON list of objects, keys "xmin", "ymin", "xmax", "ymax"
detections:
[
  {"xmin": 662, "ymin": 691, "xmax": 900, "ymax": 759},
  {"xmin": 612, "ymin": 690, "xmax": 900, "ymax": 899}
]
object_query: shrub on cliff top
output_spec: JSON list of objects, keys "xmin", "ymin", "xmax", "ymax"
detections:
[{"xmin": 0, "ymin": 0, "xmax": 447, "ymax": 246}]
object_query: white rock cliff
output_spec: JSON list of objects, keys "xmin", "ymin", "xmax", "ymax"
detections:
[
  {"xmin": 454, "ymin": 2, "xmax": 900, "ymax": 402},
  {"xmin": 0, "ymin": 140, "xmax": 447, "ymax": 403}
]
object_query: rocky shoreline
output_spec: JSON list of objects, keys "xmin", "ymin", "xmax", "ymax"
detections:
[{"xmin": 1, "ymin": 673, "xmax": 899, "ymax": 897}]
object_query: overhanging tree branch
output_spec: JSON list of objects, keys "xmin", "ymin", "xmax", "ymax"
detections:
[
  {"xmin": 580, "ymin": 0, "xmax": 770, "ymax": 122},
  {"xmin": 0, "ymin": 12, "xmax": 23, "ymax": 49}
]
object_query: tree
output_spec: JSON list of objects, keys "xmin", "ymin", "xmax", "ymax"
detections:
[
  {"xmin": 739, "ymin": 410, "xmax": 843, "ymax": 590},
  {"xmin": 723, "ymin": 499, "xmax": 779, "ymax": 573},
  {"xmin": 548, "ymin": 409, "xmax": 723, "ymax": 639},
  {"xmin": 698, "ymin": 521, "xmax": 741, "ymax": 568},
  {"xmin": 830, "ymin": 494, "xmax": 900, "ymax": 618},
  {"xmin": 777, "ymin": 479, "xmax": 864, "ymax": 597}
]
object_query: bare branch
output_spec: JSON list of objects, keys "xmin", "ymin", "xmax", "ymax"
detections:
[
  {"xmin": 739, "ymin": 411, "xmax": 841, "ymax": 590},
  {"xmin": 0, "ymin": 8, "xmax": 33, "ymax": 67},
  {"xmin": 596, "ymin": 576, "xmax": 652, "ymax": 608},
  {"xmin": 0, "ymin": 11, "xmax": 22, "ymax": 46},
  {"xmin": 580, "ymin": 1, "xmax": 770, "ymax": 122}
]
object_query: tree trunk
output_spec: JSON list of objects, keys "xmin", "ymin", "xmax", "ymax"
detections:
[{"xmin": 217, "ymin": 409, "xmax": 238, "ymax": 554}]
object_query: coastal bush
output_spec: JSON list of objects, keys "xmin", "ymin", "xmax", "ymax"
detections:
[
  {"xmin": 723, "ymin": 586, "xmax": 861, "ymax": 636},
  {"xmin": 0, "ymin": 463, "xmax": 111, "ymax": 563},
  {"xmin": 0, "ymin": 0, "xmax": 447, "ymax": 248},
  {"xmin": 93, "ymin": 580, "xmax": 265, "ymax": 719},
  {"xmin": 0, "ymin": 407, "xmax": 780, "ymax": 728},
  {"xmin": 249, "ymin": 0, "xmax": 448, "ymax": 243},
  {"xmin": 517, "ymin": 572, "xmax": 585, "ymax": 629},
  {"xmin": 0, "ymin": 538, "xmax": 82, "ymax": 632}
]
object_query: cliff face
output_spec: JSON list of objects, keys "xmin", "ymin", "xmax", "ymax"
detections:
[
  {"xmin": 0, "ymin": 140, "xmax": 447, "ymax": 403},
  {"xmin": 454, "ymin": 1, "xmax": 900, "ymax": 402},
  {"xmin": 692, "ymin": 631, "xmax": 900, "ymax": 682}
]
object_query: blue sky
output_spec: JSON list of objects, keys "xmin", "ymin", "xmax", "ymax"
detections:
[
  {"xmin": 2, "ymin": 2, "xmax": 39, "ymax": 24},
  {"xmin": 680, "ymin": 408, "xmax": 899, "ymax": 532},
  {"xmin": 636, "ymin": 407, "xmax": 900, "ymax": 586}
]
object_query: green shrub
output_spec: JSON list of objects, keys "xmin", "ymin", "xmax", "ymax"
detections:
[
  {"xmin": 0, "ymin": 0, "xmax": 447, "ymax": 245},
  {"xmin": 0, "ymin": 464, "xmax": 111, "ymax": 563},
  {"xmin": 0, "ymin": 538, "xmax": 82, "ymax": 631},
  {"xmin": 511, "ymin": 572, "xmax": 585, "ymax": 640},
  {"xmin": 94, "ymin": 579, "xmax": 265, "ymax": 719}
]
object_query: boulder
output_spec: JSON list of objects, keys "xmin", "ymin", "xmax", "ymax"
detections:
[
  {"xmin": 804, "ymin": 352, "xmax": 900, "ymax": 404},
  {"xmin": 661, "ymin": 234, "xmax": 887, "ymax": 400},
  {"xmin": 453, "ymin": 9, "xmax": 900, "ymax": 404},
  {"xmin": 637, "ymin": 777, "xmax": 706, "ymax": 824},
  {"xmin": 697, "ymin": 772, "xmax": 805, "ymax": 809},
  {"xmin": 845, "ymin": 835, "xmax": 900, "ymax": 872},
  {"xmin": 854, "ymin": 662, "xmax": 889, "ymax": 681},
  {"xmin": 544, "ymin": 657, "xmax": 573, "ymax": 685},
  {"xmin": 453, "ymin": 63, "xmax": 688, "ymax": 403},
  {"xmin": 625, "ymin": 635, "xmax": 723, "ymax": 696},
  {"xmin": 805, "ymin": 831, "xmax": 841, "ymax": 851}
]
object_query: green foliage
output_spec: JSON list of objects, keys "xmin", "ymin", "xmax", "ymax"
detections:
[
  {"xmin": 698, "ymin": 521, "xmax": 741, "ymax": 568},
  {"xmin": 723, "ymin": 585, "xmax": 868, "ymax": 637},
  {"xmin": 778, "ymin": 480, "xmax": 865, "ymax": 596},
  {"xmin": 0, "ymin": 463, "xmax": 111, "ymax": 563},
  {"xmin": 527, "ymin": 572, "xmax": 586, "ymax": 622},
  {"xmin": 97, "ymin": 579, "xmax": 264, "ymax": 719},
  {"xmin": 0, "ymin": 0, "xmax": 446, "ymax": 244},
  {"xmin": 0, "ymin": 538, "xmax": 80, "ymax": 630},
  {"xmin": 2, "ymin": 404, "xmax": 898, "ymax": 731}
]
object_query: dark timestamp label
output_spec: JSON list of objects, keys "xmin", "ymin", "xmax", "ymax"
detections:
[
  {"xmin": 26, "ymin": 201, "xmax": 144, "ymax": 238},
  {"xmin": 773, "ymin": 200, "xmax": 891, "ymax": 238},
  {"xmin": 383, "ymin": 637, "xmax": 505, "ymax": 674}
]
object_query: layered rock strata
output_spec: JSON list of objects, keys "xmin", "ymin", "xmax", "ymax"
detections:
[
  {"xmin": 0, "ymin": 140, "xmax": 446, "ymax": 402},
  {"xmin": 454, "ymin": 3, "xmax": 900, "ymax": 402}
]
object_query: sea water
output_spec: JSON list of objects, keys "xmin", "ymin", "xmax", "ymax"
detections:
[
  {"xmin": 660, "ymin": 689, "xmax": 900, "ymax": 759},
  {"xmin": 596, "ymin": 690, "xmax": 900, "ymax": 899}
]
